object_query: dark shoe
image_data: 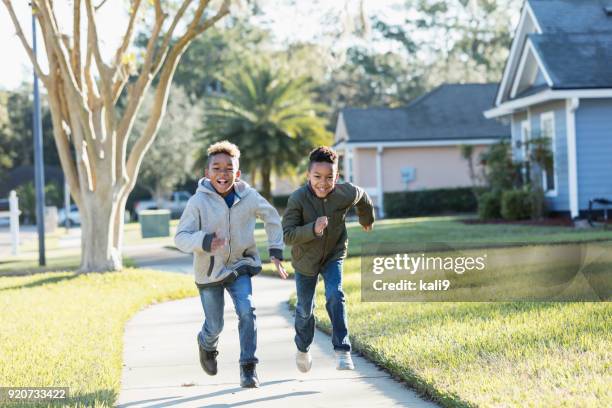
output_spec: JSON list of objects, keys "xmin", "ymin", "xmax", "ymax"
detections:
[
  {"xmin": 240, "ymin": 363, "xmax": 259, "ymax": 388},
  {"xmin": 197, "ymin": 338, "xmax": 218, "ymax": 376}
]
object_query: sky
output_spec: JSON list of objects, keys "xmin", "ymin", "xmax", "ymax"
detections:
[{"xmin": 0, "ymin": 0, "xmax": 405, "ymax": 91}]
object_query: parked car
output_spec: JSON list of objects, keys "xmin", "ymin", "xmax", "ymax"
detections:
[
  {"xmin": 134, "ymin": 191, "xmax": 191, "ymax": 219},
  {"xmin": 57, "ymin": 205, "xmax": 131, "ymax": 226},
  {"xmin": 58, "ymin": 204, "xmax": 81, "ymax": 226}
]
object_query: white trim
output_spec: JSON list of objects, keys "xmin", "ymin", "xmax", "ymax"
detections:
[
  {"xmin": 539, "ymin": 111, "xmax": 558, "ymax": 197},
  {"xmin": 376, "ymin": 146, "xmax": 384, "ymax": 218},
  {"xmin": 510, "ymin": 40, "xmax": 553, "ymax": 98},
  {"xmin": 344, "ymin": 138, "xmax": 501, "ymax": 149},
  {"xmin": 521, "ymin": 119, "xmax": 530, "ymax": 159},
  {"xmin": 346, "ymin": 147, "xmax": 354, "ymax": 183},
  {"xmin": 565, "ymin": 98, "xmax": 580, "ymax": 218},
  {"xmin": 484, "ymin": 88, "xmax": 612, "ymax": 118},
  {"xmin": 525, "ymin": 2, "xmax": 543, "ymax": 34},
  {"xmin": 495, "ymin": 1, "xmax": 542, "ymax": 107}
]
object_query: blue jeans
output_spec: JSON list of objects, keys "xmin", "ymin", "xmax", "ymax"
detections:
[
  {"xmin": 294, "ymin": 259, "xmax": 351, "ymax": 352},
  {"xmin": 197, "ymin": 274, "xmax": 258, "ymax": 365}
]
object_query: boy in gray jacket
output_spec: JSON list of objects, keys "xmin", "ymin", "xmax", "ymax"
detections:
[{"xmin": 174, "ymin": 141, "xmax": 287, "ymax": 388}]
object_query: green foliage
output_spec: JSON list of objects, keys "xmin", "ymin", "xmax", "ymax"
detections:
[
  {"xmin": 500, "ymin": 189, "xmax": 532, "ymax": 220},
  {"xmin": 170, "ymin": 21, "xmax": 272, "ymax": 100},
  {"xmin": 0, "ymin": 87, "xmax": 58, "ymax": 174},
  {"xmin": 131, "ymin": 87, "xmax": 202, "ymax": 202},
  {"xmin": 271, "ymin": 194, "xmax": 290, "ymax": 211},
  {"xmin": 479, "ymin": 140, "xmax": 521, "ymax": 192},
  {"xmin": 199, "ymin": 61, "xmax": 331, "ymax": 199},
  {"xmin": 478, "ymin": 191, "xmax": 502, "ymax": 220},
  {"xmin": 529, "ymin": 185, "xmax": 547, "ymax": 220},
  {"xmin": 384, "ymin": 187, "xmax": 479, "ymax": 218},
  {"xmin": 15, "ymin": 181, "xmax": 62, "ymax": 223},
  {"xmin": 0, "ymin": 269, "xmax": 197, "ymax": 406}
]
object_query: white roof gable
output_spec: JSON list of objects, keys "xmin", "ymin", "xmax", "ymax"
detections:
[{"xmin": 494, "ymin": 1, "xmax": 543, "ymax": 106}]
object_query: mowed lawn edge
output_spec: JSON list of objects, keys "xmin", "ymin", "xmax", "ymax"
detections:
[
  {"xmin": 273, "ymin": 218, "xmax": 612, "ymax": 407},
  {"xmin": 288, "ymin": 258, "xmax": 612, "ymax": 408},
  {"xmin": 0, "ymin": 268, "xmax": 198, "ymax": 407}
]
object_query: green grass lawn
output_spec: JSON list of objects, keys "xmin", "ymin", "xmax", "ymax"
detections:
[
  {"xmin": 0, "ymin": 268, "xmax": 197, "ymax": 407},
  {"xmin": 258, "ymin": 216, "xmax": 612, "ymax": 278},
  {"xmin": 287, "ymin": 247, "xmax": 612, "ymax": 407},
  {"xmin": 275, "ymin": 217, "xmax": 612, "ymax": 406},
  {"xmin": 0, "ymin": 220, "xmax": 177, "ymax": 276}
]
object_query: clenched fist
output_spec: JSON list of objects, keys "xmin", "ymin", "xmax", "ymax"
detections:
[{"xmin": 314, "ymin": 216, "xmax": 328, "ymax": 236}]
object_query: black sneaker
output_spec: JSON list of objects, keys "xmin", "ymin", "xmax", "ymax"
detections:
[
  {"xmin": 240, "ymin": 363, "xmax": 259, "ymax": 388},
  {"xmin": 197, "ymin": 337, "xmax": 218, "ymax": 375}
]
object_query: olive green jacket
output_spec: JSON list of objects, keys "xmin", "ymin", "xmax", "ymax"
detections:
[{"xmin": 282, "ymin": 182, "xmax": 375, "ymax": 276}]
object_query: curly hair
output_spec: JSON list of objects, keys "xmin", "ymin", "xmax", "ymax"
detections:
[
  {"xmin": 207, "ymin": 140, "xmax": 241, "ymax": 159},
  {"xmin": 308, "ymin": 146, "xmax": 338, "ymax": 169}
]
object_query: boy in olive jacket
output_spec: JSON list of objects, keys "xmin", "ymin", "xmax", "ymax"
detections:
[{"xmin": 282, "ymin": 146, "xmax": 375, "ymax": 372}]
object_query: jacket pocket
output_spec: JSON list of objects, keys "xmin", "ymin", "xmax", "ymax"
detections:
[
  {"xmin": 207, "ymin": 255, "xmax": 215, "ymax": 277},
  {"xmin": 292, "ymin": 245, "xmax": 304, "ymax": 261}
]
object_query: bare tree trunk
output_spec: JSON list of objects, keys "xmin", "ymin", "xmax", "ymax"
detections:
[
  {"xmin": 79, "ymin": 190, "xmax": 122, "ymax": 272},
  {"xmin": 3, "ymin": 0, "xmax": 231, "ymax": 273}
]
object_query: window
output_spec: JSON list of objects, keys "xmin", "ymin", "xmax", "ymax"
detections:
[{"xmin": 540, "ymin": 112, "xmax": 556, "ymax": 196}]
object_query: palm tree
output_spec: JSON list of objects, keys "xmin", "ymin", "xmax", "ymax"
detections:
[{"xmin": 198, "ymin": 62, "xmax": 332, "ymax": 199}]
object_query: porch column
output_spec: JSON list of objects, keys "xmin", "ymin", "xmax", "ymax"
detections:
[
  {"xmin": 565, "ymin": 98, "xmax": 580, "ymax": 218},
  {"xmin": 345, "ymin": 146, "xmax": 353, "ymax": 183},
  {"xmin": 376, "ymin": 146, "xmax": 384, "ymax": 218}
]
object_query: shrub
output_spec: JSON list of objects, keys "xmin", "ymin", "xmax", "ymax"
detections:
[
  {"xmin": 271, "ymin": 194, "xmax": 290, "ymax": 211},
  {"xmin": 478, "ymin": 191, "xmax": 502, "ymax": 220},
  {"xmin": 384, "ymin": 188, "xmax": 479, "ymax": 218},
  {"xmin": 501, "ymin": 189, "xmax": 533, "ymax": 220}
]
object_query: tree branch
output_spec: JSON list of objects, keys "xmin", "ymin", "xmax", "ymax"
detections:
[
  {"xmin": 1, "ymin": 0, "xmax": 49, "ymax": 83},
  {"xmin": 126, "ymin": 0, "xmax": 230, "ymax": 186},
  {"xmin": 72, "ymin": 0, "xmax": 82, "ymax": 88},
  {"xmin": 151, "ymin": 0, "xmax": 194, "ymax": 72},
  {"xmin": 47, "ymin": 78, "xmax": 82, "ymax": 208},
  {"xmin": 35, "ymin": 0, "xmax": 99, "ymax": 153},
  {"xmin": 84, "ymin": 0, "xmax": 114, "ymax": 140},
  {"xmin": 110, "ymin": 0, "xmax": 142, "ymax": 85},
  {"xmin": 113, "ymin": 1, "xmax": 168, "ymax": 181},
  {"xmin": 94, "ymin": 0, "xmax": 108, "ymax": 11}
]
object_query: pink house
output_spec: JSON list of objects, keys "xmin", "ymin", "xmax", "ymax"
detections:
[{"xmin": 333, "ymin": 83, "xmax": 510, "ymax": 216}]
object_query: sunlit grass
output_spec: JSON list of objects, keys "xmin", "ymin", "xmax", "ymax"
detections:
[
  {"xmin": 289, "ymin": 257, "xmax": 612, "ymax": 407},
  {"xmin": 0, "ymin": 268, "xmax": 197, "ymax": 407}
]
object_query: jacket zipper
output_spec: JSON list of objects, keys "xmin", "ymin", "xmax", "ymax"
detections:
[
  {"xmin": 225, "ymin": 193, "xmax": 241, "ymax": 266},
  {"xmin": 226, "ymin": 207, "xmax": 232, "ymax": 265},
  {"xmin": 320, "ymin": 197, "xmax": 328, "ymax": 267}
]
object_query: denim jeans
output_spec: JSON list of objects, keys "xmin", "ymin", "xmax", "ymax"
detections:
[
  {"xmin": 197, "ymin": 274, "xmax": 258, "ymax": 364},
  {"xmin": 294, "ymin": 259, "xmax": 351, "ymax": 352}
]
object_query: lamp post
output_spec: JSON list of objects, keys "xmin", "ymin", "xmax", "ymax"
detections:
[{"xmin": 32, "ymin": 4, "xmax": 46, "ymax": 266}]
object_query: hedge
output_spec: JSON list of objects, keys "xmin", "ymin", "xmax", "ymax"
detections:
[{"xmin": 384, "ymin": 187, "xmax": 480, "ymax": 218}]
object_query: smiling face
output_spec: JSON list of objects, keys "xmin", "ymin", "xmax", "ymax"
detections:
[
  {"xmin": 205, "ymin": 153, "xmax": 241, "ymax": 197},
  {"xmin": 307, "ymin": 161, "xmax": 339, "ymax": 198}
]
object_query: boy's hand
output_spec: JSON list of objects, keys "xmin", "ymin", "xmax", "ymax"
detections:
[
  {"xmin": 314, "ymin": 216, "xmax": 329, "ymax": 235},
  {"xmin": 210, "ymin": 230, "xmax": 228, "ymax": 252},
  {"xmin": 362, "ymin": 224, "xmax": 373, "ymax": 232},
  {"xmin": 271, "ymin": 257, "xmax": 288, "ymax": 279}
]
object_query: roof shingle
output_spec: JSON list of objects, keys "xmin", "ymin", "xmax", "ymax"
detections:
[{"xmin": 341, "ymin": 84, "xmax": 509, "ymax": 143}]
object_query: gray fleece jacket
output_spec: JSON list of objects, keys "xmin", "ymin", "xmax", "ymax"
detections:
[{"xmin": 174, "ymin": 178, "xmax": 284, "ymax": 287}]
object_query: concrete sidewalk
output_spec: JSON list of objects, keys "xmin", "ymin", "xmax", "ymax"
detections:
[{"xmin": 116, "ymin": 268, "xmax": 437, "ymax": 407}]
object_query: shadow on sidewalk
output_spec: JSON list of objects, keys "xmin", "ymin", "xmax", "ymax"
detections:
[{"xmin": 119, "ymin": 380, "xmax": 317, "ymax": 408}]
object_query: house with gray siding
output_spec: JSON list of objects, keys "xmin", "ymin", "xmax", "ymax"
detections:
[{"xmin": 485, "ymin": 0, "xmax": 612, "ymax": 218}]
